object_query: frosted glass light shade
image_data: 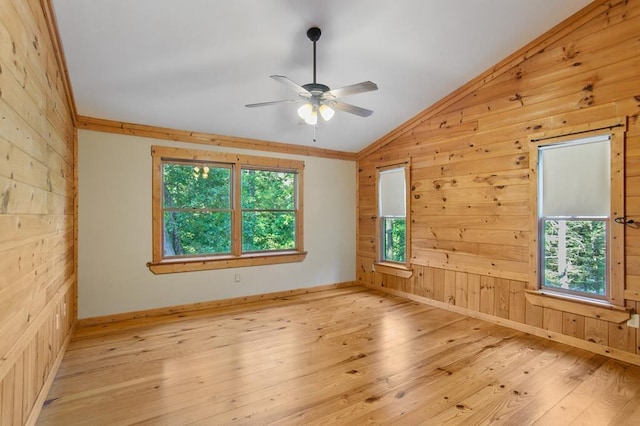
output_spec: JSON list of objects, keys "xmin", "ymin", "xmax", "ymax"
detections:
[
  {"xmin": 319, "ymin": 104, "xmax": 335, "ymax": 121},
  {"xmin": 305, "ymin": 110, "xmax": 317, "ymax": 125},
  {"xmin": 297, "ymin": 104, "xmax": 313, "ymax": 121}
]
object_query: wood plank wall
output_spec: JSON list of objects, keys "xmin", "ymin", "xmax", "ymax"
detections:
[
  {"xmin": 357, "ymin": 0, "xmax": 640, "ymax": 361},
  {"xmin": 0, "ymin": 0, "xmax": 76, "ymax": 424}
]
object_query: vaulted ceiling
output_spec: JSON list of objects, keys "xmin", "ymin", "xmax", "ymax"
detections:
[{"xmin": 51, "ymin": 0, "xmax": 593, "ymax": 153}]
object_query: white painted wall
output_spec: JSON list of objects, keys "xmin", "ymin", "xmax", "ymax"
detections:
[{"xmin": 78, "ymin": 129, "xmax": 356, "ymax": 318}]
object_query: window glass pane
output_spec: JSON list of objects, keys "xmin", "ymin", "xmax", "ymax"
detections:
[
  {"xmin": 542, "ymin": 219, "xmax": 606, "ymax": 296},
  {"xmin": 163, "ymin": 163, "xmax": 230, "ymax": 209},
  {"xmin": 382, "ymin": 217, "xmax": 406, "ymax": 263},
  {"xmin": 379, "ymin": 168, "xmax": 406, "ymax": 217},
  {"xmin": 540, "ymin": 136, "xmax": 610, "ymax": 217},
  {"xmin": 241, "ymin": 169, "xmax": 295, "ymax": 210},
  {"xmin": 163, "ymin": 211, "xmax": 231, "ymax": 256},
  {"xmin": 242, "ymin": 211, "xmax": 295, "ymax": 252}
]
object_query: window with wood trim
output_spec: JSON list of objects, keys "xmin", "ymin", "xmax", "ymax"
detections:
[
  {"xmin": 530, "ymin": 127, "xmax": 625, "ymax": 306},
  {"xmin": 149, "ymin": 146, "xmax": 305, "ymax": 274},
  {"xmin": 376, "ymin": 162, "xmax": 411, "ymax": 268}
]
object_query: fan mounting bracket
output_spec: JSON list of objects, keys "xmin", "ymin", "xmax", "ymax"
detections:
[{"xmin": 306, "ymin": 27, "xmax": 321, "ymax": 42}]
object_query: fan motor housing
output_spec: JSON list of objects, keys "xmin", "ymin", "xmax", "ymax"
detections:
[{"xmin": 303, "ymin": 82, "xmax": 330, "ymax": 94}]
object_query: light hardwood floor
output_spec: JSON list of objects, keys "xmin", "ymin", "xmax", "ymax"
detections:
[{"xmin": 37, "ymin": 286, "xmax": 640, "ymax": 425}]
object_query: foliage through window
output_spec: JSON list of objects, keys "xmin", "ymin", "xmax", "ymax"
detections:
[
  {"xmin": 163, "ymin": 162, "xmax": 232, "ymax": 256},
  {"xmin": 542, "ymin": 219, "xmax": 607, "ymax": 296},
  {"xmin": 149, "ymin": 146, "xmax": 305, "ymax": 273},
  {"xmin": 241, "ymin": 169, "xmax": 296, "ymax": 252}
]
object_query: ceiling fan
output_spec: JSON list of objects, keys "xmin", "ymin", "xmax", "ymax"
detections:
[{"xmin": 245, "ymin": 27, "xmax": 378, "ymax": 125}]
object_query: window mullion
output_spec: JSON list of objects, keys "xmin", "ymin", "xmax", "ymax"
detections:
[{"xmin": 232, "ymin": 163, "xmax": 242, "ymax": 256}]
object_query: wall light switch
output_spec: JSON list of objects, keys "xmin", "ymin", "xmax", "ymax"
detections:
[
  {"xmin": 627, "ymin": 314, "xmax": 640, "ymax": 328},
  {"xmin": 234, "ymin": 273, "xmax": 241, "ymax": 282}
]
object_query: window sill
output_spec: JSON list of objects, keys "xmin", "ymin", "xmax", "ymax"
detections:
[
  {"xmin": 525, "ymin": 290, "xmax": 630, "ymax": 323},
  {"xmin": 147, "ymin": 251, "xmax": 307, "ymax": 274},
  {"xmin": 373, "ymin": 262, "xmax": 413, "ymax": 278}
]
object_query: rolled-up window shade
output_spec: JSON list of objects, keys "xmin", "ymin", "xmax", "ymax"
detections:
[
  {"xmin": 379, "ymin": 167, "xmax": 406, "ymax": 217},
  {"xmin": 539, "ymin": 135, "xmax": 610, "ymax": 217}
]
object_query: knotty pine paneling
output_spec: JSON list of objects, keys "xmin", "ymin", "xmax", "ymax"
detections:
[
  {"xmin": 357, "ymin": 0, "xmax": 640, "ymax": 360},
  {"xmin": 0, "ymin": 0, "xmax": 76, "ymax": 424}
]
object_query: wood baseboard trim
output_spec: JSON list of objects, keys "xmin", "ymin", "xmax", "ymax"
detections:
[
  {"xmin": 77, "ymin": 281, "xmax": 358, "ymax": 327},
  {"xmin": 361, "ymin": 282, "xmax": 640, "ymax": 367},
  {"xmin": 25, "ymin": 322, "xmax": 76, "ymax": 426}
]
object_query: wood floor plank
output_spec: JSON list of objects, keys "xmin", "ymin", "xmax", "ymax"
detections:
[
  {"xmin": 326, "ymin": 332, "xmax": 561, "ymax": 425},
  {"xmin": 535, "ymin": 358, "xmax": 640, "ymax": 424},
  {"xmin": 37, "ymin": 287, "xmax": 640, "ymax": 425},
  {"xmin": 174, "ymin": 319, "xmax": 509, "ymax": 425}
]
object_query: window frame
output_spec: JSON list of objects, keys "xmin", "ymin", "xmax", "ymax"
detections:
[
  {"xmin": 240, "ymin": 166, "xmax": 299, "ymax": 254},
  {"xmin": 148, "ymin": 146, "xmax": 306, "ymax": 274},
  {"xmin": 374, "ymin": 160, "xmax": 412, "ymax": 275},
  {"xmin": 161, "ymin": 160, "xmax": 234, "ymax": 258},
  {"xmin": 528, "ymin": 122, "xmax": 625, "ymax": 308}
]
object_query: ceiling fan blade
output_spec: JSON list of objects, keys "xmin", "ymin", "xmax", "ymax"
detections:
[
  {"xmin": 245, "ymin": 99, "xmax": 298, "ymax": 108},
  {"xmin": 331, "ymin": 101, "xmax": 374, "ymax": 117},
  {"xmin": 271, "ymin": 75, "xmax": 311, "ymax": 97},
  {"xmin": 324, "ymin": 81, "xmax": 378, "ymax": 99}
]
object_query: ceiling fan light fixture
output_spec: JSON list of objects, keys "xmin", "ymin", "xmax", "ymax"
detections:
[
  {"xmin": 319, "ymin": 104, "xmax": 335, "ymax": 121},
  {"xmin": 246, "ymin": 27, "xmax": 378, "ymax": 130},
  {"xmin": 298, "ymin": 103, "xmax": 319, "ymax": 125},
  {"xmin": 297, "ymin": 103, "xmax": 313, "ymax": 121},
  {"xmin": 305, "ymin": 109, "xmax": 318, "ymax": 125}
]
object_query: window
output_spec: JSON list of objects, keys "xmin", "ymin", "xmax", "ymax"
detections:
[
  {"xmin": 538, "ymin": 136, "xmax": 610, "ymax": 299},
  {"xmin": 241, "ymin": 168, "xmax": 297, "ymax": 252},
  {"xmin": 149, "ymin": 146, "xmax": 305, "ymax": 274},
  {"xmin": 376, "ymin": 163, "xmax": 410, "ymax": 269},
  {"xmin": 531, "ymin": 128, "xmax": 624, "ymax": 305},
  {"xmin": 163, "ymin": 162, "xmax": 232, "ymax": 256}
]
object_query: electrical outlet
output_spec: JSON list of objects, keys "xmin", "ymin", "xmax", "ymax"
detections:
[
  {"xmin": 627, "ymin": 314, "xmax": 640, "ymax": 328},
  {"xmin": 55, "ymin": 313, "xmax": 60, "ymax": 330},
  {"xmin": 234, "ymin": 273, "xmax": 241, "ymax": 282}
]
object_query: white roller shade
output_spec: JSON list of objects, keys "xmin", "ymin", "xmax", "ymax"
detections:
[
  {"xmin": 539, "ymin": 135, "xmax": 610, "ymax": 217},
  {"xmin": 379, "ymin": 167, "xmax": 406, "ymax": 217}
]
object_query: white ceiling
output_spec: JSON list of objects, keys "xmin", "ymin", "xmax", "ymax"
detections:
[{"xmin": 52, "ymin": 0, "xmax": 593, "ymax": 153}]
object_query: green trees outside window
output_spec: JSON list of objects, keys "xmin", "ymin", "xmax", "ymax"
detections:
[
  {"xmin": 382, "ymin": 218, "xmax": 406, "ymax": 263},
  {"xmin": 241, "ymin": 169, "xmax": 296, "ymax": 252},
  {"xmin": 542, "ymin": 219, "xmax": 607, "ymax": 296},
  {"xmin": 161, "ymin": 161, "xmax": 298, "ymax": 258},
  {"xmin": 163, "ymin": 163, "xmax": 232, "ymax": 256}
]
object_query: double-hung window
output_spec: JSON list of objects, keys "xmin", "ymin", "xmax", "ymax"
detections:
[
  {"xmin": 531, "ymin": 128, "xmax": 624, "ymax": 305},
  {"xmin": 149, "ymin": 146, "xmax": 305, "ymax": 274},
  {"xmin": 376, "ymin": 163, "xmax": 411, "ymax": 270}
]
